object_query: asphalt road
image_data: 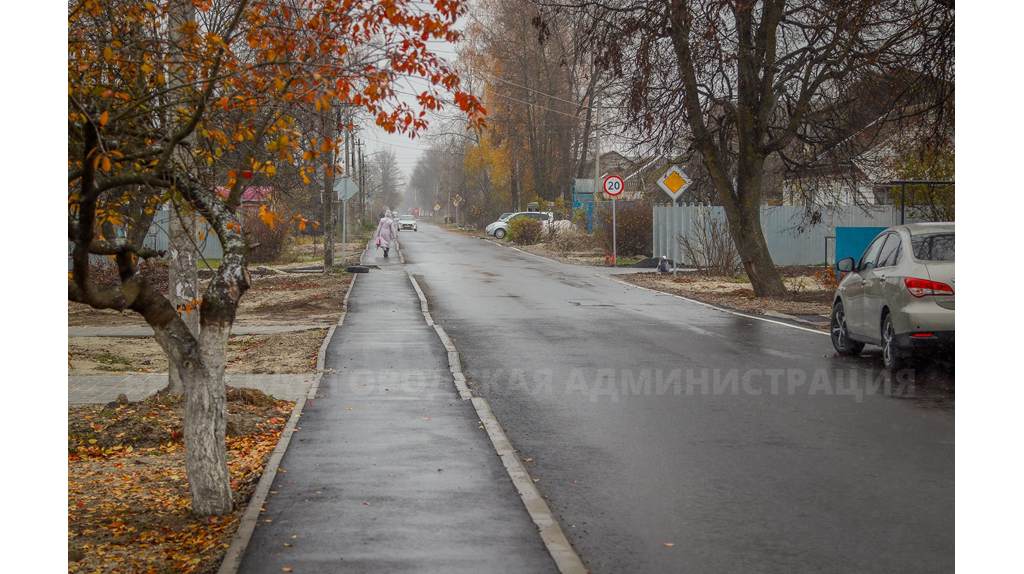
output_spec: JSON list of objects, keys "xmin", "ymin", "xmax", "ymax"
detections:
[{"xmin": 399, "ymin": 222, "xmax": 954, "ymax": 574}]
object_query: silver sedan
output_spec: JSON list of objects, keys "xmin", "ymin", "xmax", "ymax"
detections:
[{"xmin": 830, "ymin": 222, "xmax": 954, "ymax": 371}]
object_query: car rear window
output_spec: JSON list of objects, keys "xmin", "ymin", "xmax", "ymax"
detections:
[{"xmin": 910, "ymin": 232, "xmax": 954, "ymax": 261}]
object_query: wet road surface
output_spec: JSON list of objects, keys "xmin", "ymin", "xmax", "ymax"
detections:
[{"xmin": 401, "ymin": 223, "xmax": 954, "ymax": 574}]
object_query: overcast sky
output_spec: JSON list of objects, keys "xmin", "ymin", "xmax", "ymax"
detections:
[{"xmin": 358, "ymin": 24, "xmax": 467, "ymax": 183}]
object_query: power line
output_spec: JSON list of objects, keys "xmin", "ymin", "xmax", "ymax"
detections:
[{"xmin": 488, "ymin": 75, "xmax": 583, "ymax": 108}]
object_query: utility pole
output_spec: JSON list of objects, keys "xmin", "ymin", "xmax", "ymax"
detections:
[
  {"xmin": 594, "ymin": 96, "xmax": 600, "ymax": 201},
  {"xmin": 353, "ymin": 138, "xmax": 362, "ymax": 226},
  {"xmin": 358, "ymin": 141, "xmax": 366, "ymax": 222},
  {"xmin": 342, "ymin": 111, "xmax": 349, "ymax": 268},
  {"xmin": 322, "ymin": 110, "xmax": 335, "ymax": 274}
]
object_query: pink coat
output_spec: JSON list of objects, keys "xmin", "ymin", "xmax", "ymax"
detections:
[{"xmin": 375, "ymin": 217, "xmax": 397, "ymax": 249}]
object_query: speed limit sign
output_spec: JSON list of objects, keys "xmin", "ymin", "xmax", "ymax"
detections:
[{"xmin": 603, "ymin": 175, "xmax": 624, "ymax": 197}]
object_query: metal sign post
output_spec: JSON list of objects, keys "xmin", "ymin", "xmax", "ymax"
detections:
[
  {"xmin": 453, "ymin": 195, "xmax": 463, "ymax": 227},
  {"xmin": 603, "ymin": 175, "xmax": 624, "ymax": 265},
  {"xmin": 334, "ymin": 176, "xmax": 359, "ymax": 271}
]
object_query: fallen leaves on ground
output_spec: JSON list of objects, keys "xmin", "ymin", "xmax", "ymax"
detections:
[{"xmin": 69, "ymin": 389, "xmax": 293, "ymax": 573}]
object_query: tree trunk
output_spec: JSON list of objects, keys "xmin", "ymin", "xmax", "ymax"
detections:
[
  {"xmin": 183, "ymin": 325, "xmax": 233, "ymax": 516},
  {"xmin": 669, "ymin": 1, "xmax": 788, "ymax": 299},
  {"xmin": 723, "ymin": 195, "xmax": 788, "ymax": 298},
  {"xmin": 165, "ymin": 0, "xmax": 199, "ymax": 395},
  {"xmin": 142, "ymin": 284, "xmax": 234, "ymax": 516},
  {"xmin": 167, "ymin": 203, "xmax": 200, "ymax": 395}
]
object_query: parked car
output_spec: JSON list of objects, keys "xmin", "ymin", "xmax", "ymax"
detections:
[
  {"xmin": 397, "ymin": 214, "xmax": 417, "ymax": 231},
  {"xmin": 829, "ymin": 222, "xmax": 954, "ymax": 370},
  {"xmin": 485, "ymin": 211, "xmax": 553, "ymax": 239}
]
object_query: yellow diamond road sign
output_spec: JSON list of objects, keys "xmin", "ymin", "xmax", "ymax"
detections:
[{"xmin": 658, "ymin": 166, "xmax": 692, "ymax": 201}]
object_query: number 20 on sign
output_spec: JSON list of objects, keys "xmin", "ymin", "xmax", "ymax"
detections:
[{"xmin": 603, "ymin": 175, "xmax": 624, "ymax": 197}]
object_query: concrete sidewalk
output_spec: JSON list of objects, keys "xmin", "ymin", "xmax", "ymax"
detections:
[{"xmin": 230, "ymin": 247, "xmax": 561, "ymax": 573}]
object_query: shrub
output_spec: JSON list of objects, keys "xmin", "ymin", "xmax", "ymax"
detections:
[
  {"xmin": 243, "ymin": 207, "xmax": 291, "ymax": 262},
  {"xmin": 813, "ymin": 267, "xmax": 844, "ymax": 291},
  {"xmin": 571, "ymin": 208, "xmax": 589, "ymax": 230},
  {"xmin": 594, "ymin": 201, "xmax": 652, "ymax": 257},
  {"xmin": 676, "ymin": 208, "xmax": 740, "ymax": 276},
  {"xmin": 507, "ymin": 216, "xmax": 543, "ymax": 245},
  {"xmin": 547, "ymin": 225, "xmax": 600, "ymax": 253},
  {"xmin": 550, "ymin": 196, "xmax": 571, "ymax": 221}
]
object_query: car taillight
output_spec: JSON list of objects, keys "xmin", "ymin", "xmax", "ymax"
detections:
[{"xmin": 904, "ymin": 277, "xmax": 954, "ymax": 298}]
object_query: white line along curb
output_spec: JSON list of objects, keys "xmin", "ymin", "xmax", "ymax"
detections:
[
  {"xmin": 407, "ymin": 272, "xmax": 586, "ymax": 574},
  {"xmin": 603, "ymin": 274, "xmax": 830, "ymax": 336}
]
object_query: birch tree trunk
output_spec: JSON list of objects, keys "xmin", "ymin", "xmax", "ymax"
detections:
[
  {"xmin": 167, "ymin": 202, "xmax": 200, "ymax": 395},
  {"xmin": 165, "ymin": 0, "xmax": 200, "ymax": 395}
]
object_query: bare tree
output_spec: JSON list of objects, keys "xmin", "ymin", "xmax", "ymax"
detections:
[
  {"xmin": 364, "ymin": 148, "xmax": 407, "ymax": 216},
  {"xmin": 462, "ymin": 0, "xmax": 602, "ymax": 205},
  {"xmin": 538, "ymin": 0, "xmax": 951, "ymax": 297}
]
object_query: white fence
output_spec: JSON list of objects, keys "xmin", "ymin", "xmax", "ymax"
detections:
[
  {"xmin": 68, "ymin": 208, "xmax": 224, "ymax": 269},
  {"xmin": 142, "ymin": 208, "xmax": 225, "ymax": 259},
  {"xmin": 653, "ymin": 204, "xmax": 902, "ymax": 266}
]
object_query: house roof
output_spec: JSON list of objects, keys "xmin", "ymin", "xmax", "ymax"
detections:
[{"xmin": 215, "ymin": 186, "xmax": 275, "ymax": 202}]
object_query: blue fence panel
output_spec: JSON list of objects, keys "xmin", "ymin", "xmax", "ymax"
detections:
[
  {"xmin": 835, "ymin": 227, "xmax": 887, "ymax": 264},
  {"xmin": 571, "ymin": 202, "xmax": 594, "ymax": 232}
]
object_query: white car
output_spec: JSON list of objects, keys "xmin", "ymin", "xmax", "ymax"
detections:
[
  {"xmin": 485, "ymin": 211, "xmax": 553, "ymax": 239},
  {"xmin": 830, "ymin": 222, "xmax": 954, "ymax": 371},
  {"xmin": 396, "ymin": 215, "xmax": 417, "ymax": 231}
]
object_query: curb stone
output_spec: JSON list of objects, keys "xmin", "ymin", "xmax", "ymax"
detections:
[{"xmin": 407, "ymin": 271, "xmax": 587, "ymax": 574}]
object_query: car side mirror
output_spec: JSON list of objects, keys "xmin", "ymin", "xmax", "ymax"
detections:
[{"xmin": 836, "ymin": 257, "xmax": 855, "ymax": 273}]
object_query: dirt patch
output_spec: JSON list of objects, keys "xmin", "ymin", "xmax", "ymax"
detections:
[
  {"xmin": 69, "ymin": 271, "xmax": 350, "ymax": 375},
  {"xmin": 620, "ymin": 272, "xmax": 833, "ymax": 323},
  {"xmin": 68, "ymin": 270, "xmax": 351, "ymax": 328},
  {"xmin": 68, "ymin": 329, "xmax": 328, "ymax": 375}
]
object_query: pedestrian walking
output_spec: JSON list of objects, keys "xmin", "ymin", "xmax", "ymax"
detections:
[{"xmin": 375, "ymin": 210, "xmax": 397, "ymax": 258}]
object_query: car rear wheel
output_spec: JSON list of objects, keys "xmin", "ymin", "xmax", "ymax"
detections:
[
  {"xmin": 494, "ymin": 228, "xmax": 506, "ymax": 239},
  {"xmin": 881, "ymin": 313, "xmax": 906, "ymax": 371},
  {"xmin": 830, "ymin": 301, "xmax": 864, "ymax": 355}
]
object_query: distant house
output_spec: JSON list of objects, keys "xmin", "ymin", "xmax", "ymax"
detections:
[
  {"xmin": 778, "ymin": 113, "xmax": 902, "ymax": 207},
  {"xmin": 777, "ymin": 70, "xmax": 952, "ymax": 208},
  {"xmin": 215, "ymin": 186, "xmax": 277, "ymax": 213},
  {"xmin": 578, "ymin": 152, "xmax": 676, "ymax": 201}
]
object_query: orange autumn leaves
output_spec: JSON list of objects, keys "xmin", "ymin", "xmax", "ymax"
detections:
[
  {"xmin": 69, "ymin": 397, "xmax": 294, "ymax": 573},
  {"xmin": 70, "ymin": 0, "xmax": 485, "ymax": 234}
]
